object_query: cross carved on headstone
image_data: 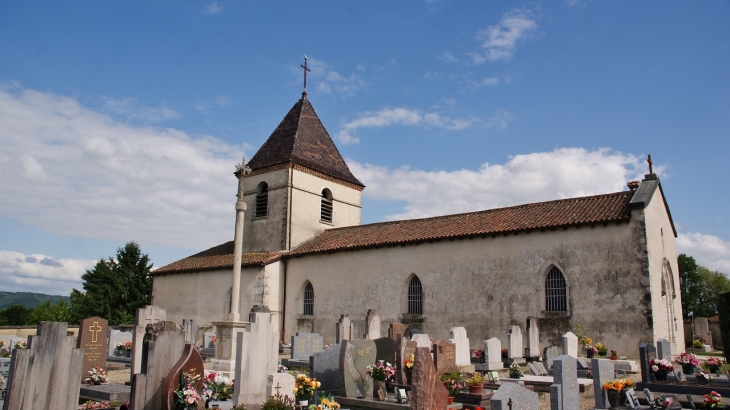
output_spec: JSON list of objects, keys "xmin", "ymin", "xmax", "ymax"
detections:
[
  {"xmin": 647, "ymin": 154, "xmax": 653, "ymax": 175},
  {"xmin": 275, "ymin": 382, "xmax": 281, "ymax": 395},
  {"xmin": 89, "ymin": 321, "xmax": 103, "ymax": 343},
  {"xmin": 234, "ymin": 157, "xmax": 251, "ymax": 202},
  {"xmin": 300, "ymin": 55, "xmax": 311, "ymax": 93}
]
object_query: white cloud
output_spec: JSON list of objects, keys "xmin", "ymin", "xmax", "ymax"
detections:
[
  {"xmin": 677, "ymin": 232, "xmax": 730, "ymax": 274},
  {"xmin": 0, "ymin": 82, "xmax": 245, "ymax": 252},
  {"xmin": 195, "ymin": 94, "xmax": 233, "ymax": 114},
  {"xmin": 203, "ymin": 2, "xmax": 222, "ymax": 14},
  {"xmin": 474, "ymin": 77, "xmax": 500, "ymax": 87},
  {"xmin": 336, "ymin": 107, "xmax": 479, "ymax": 144},
  {"xmin": 0, "ymin": 250, "xmax": 95, "ymax": 295},
  {"xmin": 475, "ymin": 9, "xmax": 538, "ymax": 62},
  {"xmin": 348, "ymin": 147, "xmax": 649, "ymax": 220},
  {"xmin": 439, "ymin": 51, "xmax": 459, "ymax": 63},
  {"xmin": 102, "ymin": 97, "xmax": 180, "ymax": 122},
  {"xmin": 294, "ymin": 57, "xmax": 366, "ymax": 98}
]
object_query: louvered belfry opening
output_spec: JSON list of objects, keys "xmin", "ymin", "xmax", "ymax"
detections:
[
  {"xmin": 408, "ymin": 276, "xmax": 423, "ymax": 314},
  {"xmin": 303, "ymin": 282, "xmax": 314, "ymax": 315},
  {"xmin": 545, "ymin": 267, "xmax": 567, "ymax": 312},
  {"xmin": 320, "ymin": 189, "xmax": 333, "ymax": 223},
  {"xmin": 255, "ymin": 182, "xmax": 268, "ymax": 218}
]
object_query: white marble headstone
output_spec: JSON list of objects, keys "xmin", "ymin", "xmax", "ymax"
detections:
[
  {"xmin": 266, "ymin": 372, "xmax": 295, "ymax": 399},
  {"xmin": 562, "ymin": 331, "xmax": 578, "ymax": 358},
  {"xmin": 365, "ymin": 309, "xmax": 381, "ymax": 340},
  {"xmin": 484, "ymin": 338, "xmax": 504, "ymax": 370},
  {"xmin": 449, "ymin": 327, "xmax": 470, "ymax": 366},
  {"xmin": 508, "ymin": 326, "xmax": 523, "ymax": 359},
  {"xmin": 526, "ymin": 317, "xmax": 539, "ymax": 358},
  {"xmin": 411, "ymin": 333, "xmax": 431, "ymax": 348}
]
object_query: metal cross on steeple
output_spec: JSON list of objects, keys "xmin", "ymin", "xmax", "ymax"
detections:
[
  {"xmin": 300, "ymin": 55, "xmax": 311, "ymax": 93},
  {"xmin": 647, "ymin": 154, "xmax": 653, "ymax": 175}
]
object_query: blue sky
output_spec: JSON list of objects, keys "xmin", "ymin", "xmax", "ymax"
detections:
[{"xmin": 0, "ymin": 1, "xmax": 728, "ymax": 295}]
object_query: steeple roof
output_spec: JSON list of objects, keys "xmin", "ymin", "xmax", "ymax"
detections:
[{"xmin": 247, "ymin": 93, "xmax": 364, "ymax": 187}]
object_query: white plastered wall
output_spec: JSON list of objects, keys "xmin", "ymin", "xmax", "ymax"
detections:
[{"xmin": 242, "ymin": 168, "xmax": 290, "ymax": 252}]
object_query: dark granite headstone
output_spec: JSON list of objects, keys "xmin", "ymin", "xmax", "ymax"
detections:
[
  {"xmin": 311, "ymin": 344, "xmax": 342, "ymax": 391},
  {"xmin": 639, "ymin": 342, "xmax": 656, "ymax": 383},
  {"xmin": 374, "ymin": 337, "xmax": 397, "ymax": 365},
  {"xmin": 77, "ymin": 316, "xmax": 109, "ymax": 379},
  {"xmin": 388, "ymin": 322, "xmax": 405, "ymax": 342},
  {"xmin": 291, "ymin": 333, "xmax": 323, "ymax": 360},
  {"xmin": 433, "ymin": 339, "xmax": 456, "ymax": 373},
  {"xmin": 410, "ymin": 347, "xmax": 448, "ymax": 410},
  {"xmin": 338, "ymin": 339, "xmax": 375, "ymax": 398},
  {"xmin": 592, "ymin": 358, "xmax": 614, "ymax": 409}
]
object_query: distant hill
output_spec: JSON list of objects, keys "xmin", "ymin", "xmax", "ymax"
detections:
[{"xmin": 0, "ymin": 292, "xmax": 71, "ymax": 309}]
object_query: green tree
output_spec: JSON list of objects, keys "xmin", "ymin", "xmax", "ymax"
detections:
[
  {"xmin": 678, "ymin": 253, "xmax": 701, "ymax": 318},
  {"xmin": 0, "ymin": 304, "xmax": 32, "ymax": 326},
  {"xmin": 28, "ymin": 300, "xmax": 71, "ymax": 324},
  {"xmin": 71, "ymin": 242, "xmax": 153, "ymax": 325},
  {"xmin": 693, "ymin": 266, "xmax": 730, "ymax": 317}
]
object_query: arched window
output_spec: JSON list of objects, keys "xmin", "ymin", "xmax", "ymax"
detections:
[
  {"xmin": 321, "ymin": 188, "xmax": 333, "ymax": 223},
  {"xmin": 255, "ymin": 182, "xmax": 268, "ymax": 218},
  {"xmin": 408, "ymin": 276, "xmax": 423, "ymax": 314},
  {"xmin": 303, "ymin": 282, "xmax": 314, "ymax": 316},
  {"xmin": 545, "ymin": 267, "xmax": 567, "ymax": 312}
]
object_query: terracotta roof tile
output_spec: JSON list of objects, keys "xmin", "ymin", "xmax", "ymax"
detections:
[
  {"xmin": 247, "ymin": 95, "xmax": 363, "ymax": 187},
  {"xmin": 287, "ymin": 191, "xmax": 634, "ymax": 257},
  {"xmin": 152, "ymin": 242, "xmax": 282, "ymax": 275}
]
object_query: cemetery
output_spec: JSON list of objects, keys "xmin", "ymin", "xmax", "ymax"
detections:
[{"xmin": 2, "ymin": 309, "xmax": 730, "ymax": 410}]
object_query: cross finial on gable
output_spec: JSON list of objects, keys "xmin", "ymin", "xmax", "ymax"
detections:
[
  {"xmin": 300, "ymin": 55, "xmax": 311, "ymax": 95},
  {"xmin": 647, "ymin": 154, "xmax": 653, "ymax": 175}
]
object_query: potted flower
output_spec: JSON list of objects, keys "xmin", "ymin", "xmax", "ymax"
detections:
[
  {"xmin": 609, "ymin": 350, "xmax": 619, "ymax": 361},
  {"xmin": 585, "ymin": 345, "xmax": 598, "ymax": 359},
  {"xmin": 0, "ymin": 340, "xmax": 9, "ymax": 358},
  {"xmin": 13, "ymin": 340, "xmax": 27, "ymax": 350},
  {"xmin": 439, "ymin": 371, "xmax": 463, "ymax": 403},
  {"xmin": 319, "ymin": 393, "xmax": 341, "ymax": 410},
  {"xmin": 403, "ymin": 353, "xmax": 414, "ymax": 384},
  {"xmin": 116, "ymin": 341, "xmax": 133, "ymax": 357},
  {"xmin": 202, "ymin": 371, "xmax": 234, "ymax": 406},
  {"xmin": 473, "ymin": 349, "xmax": 484, "ymax": 363},
  {"xmin": 596, "ymin": 343, "xmax": 608, "ymax": 356},
  {"xmin": 650, "ymin": 358, "xmax": 674, "ymax": 381},
  {"xmin": 261, "ymin": 393, "xmax": 295, "ymax": 410},
  {"xmin": 466, "ymin": 372, "xmax": 484, "ymax": 393},
  {"xmin": 81, "ymin": 400, "xmax": 111, "ymax": 409},
  {"xmin": 501, "ymin": 348, "xmax": 508, "ymax": 359},
  {"xmin": 366, "ymin": 360, "xmax": 395, "ymax": 398},
  {"xmin": 695, "ymin": 370, "xmax": 712, "ymax": 385},
  {"xmin": 703, "ymin": 391, "xmax": 723, "ymax": 409},
  {"xmin": 84, "ymin": 367, "xmax": 109, "ymax": 385},
  {"xmin": 293, "ymin": 374, "xmax": 319, "ymax": 406},
  {"xmin": 173, "ymin": 370, "xmax": 202, "ymax": 410},
  {"xmin": 603, "ymin": 379, "xmax": 626, "ymax": 409},
  {"xmin": 508, "ymin": 363, "xmax": 523, "ymax": 379},
  {"xmin": 676, "ymin": 352, "xmax": 700, "ymax": 374},
  {"xmin": 705, "ymin": 357, "xmax": 723, "ymax": 374}
]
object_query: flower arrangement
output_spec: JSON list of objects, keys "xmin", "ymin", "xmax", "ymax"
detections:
[
  {"xmin": 366, "ymin": 360, "xmax": 395, "ymax": 382},
  {"xmin": 278, "ymin": 364, "xmax": 288, "ymax": 373},
  {"xmin": 579, "ymin": 335, "xmax": 593, "ymax": 347},
  {"xmin": 14, "ymin": 340, "xmax": 27, "ymax": 349},
  {"xmin": 623, "ymin": 378, "xmax": 634, "ymax": 390},
  {"xmin": 651, "ymin": 359, "xmax": 674, "ymax": 373},
  {"xmin": 473, "ymin": 349, "xmax": 484, "ymax": 360},
  {"xmin": 501, "ymin": 348, "xmax": 508, "ymax": 358},
  {"xmin": 676, "ymin": 352, "xmax": 700, "ymax": 367},
  {"xmin": 693, "ymin": 335, "xmax": 707, "ymax": 349},
  {"xmin": 661, "ymin": 396, "xmax": 674, "ymax": 409},
  {"xmin": 319, "ymin": 393, "xmax": 341, "ymax": 410},
  {"xmin": 703, "ymin": 391, "xmax": 722, "ymax": 408},
  {"xmin": 610, "ymin": 350, "xmax": 618, "ymax": 357},
  {"xmin": 203, "ymin": 371, "xmax": 234, "ymax": 401},
  {"xmin": 0, "ymin": 340, "xmax": 9, "ymax": 358},
  {"xmin": 293, "ymin": 374, "xmax": 320, "ymax": 400},
  {"xmin": 585, "ymin": 370, "xmax": 593, "ymax": 379},
  {"xmin": 439, "ymin": 372, "xmax": 463, "ymax": 396},
  {"xmin": 595, "ymin": 342, "xmax": 607, "ymax": 352},
  {"xmin": 117, "ymin": 341, "xmax": 132, "ymax": 351},
  {"xmin": 585, "ymin": 345, "xmax": 598, "ymax": 354},
  {"xmin": 173, "ymin": 370, "xmax": 202, "ymax": 410},
  {"xmin": 466, "ymin": 372, "xmax": 484, "ymax": 386},
  {"xmin": 508, "ymin": 363, "xmax": 523, "ymax": 378},
  {"xmin": 603, "ymin": 379, "xmax": 629, "ymax": 391},
  {"xmin": 695, "ymin": 370, "xmax": 712, "ymax": 383},
  {"xmin": 705, "ymin": 357, "xmax": 722, "ymax": 367},
  {"xmin": 211, "ymin": 335, "xmax": 217, "ymax": 344},
  {"xmin": 84, "ymin": 367, "xmax": 109, "ymax": 385},
  {"xmin": 261, "ymin": 393, "xmax": 295, "ymax": 410},
  {"xmin": 81, "ymin": 400, "xmax": 111, "ymax": 409},
  {"xmin": 404, "ymin": 353, "xmax": 414, "ymax": 369}
]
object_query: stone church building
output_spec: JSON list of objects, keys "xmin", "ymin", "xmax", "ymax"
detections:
[{"xmin": 152, "ymin": 92, "xmax": 684, "ymax": 357}]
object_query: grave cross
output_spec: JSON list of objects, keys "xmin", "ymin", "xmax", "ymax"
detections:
[
  {"xmin": 89, "ymin": 321, "xmax": 103, "ymax": 343},
  {"xmin": 300, "ymin": 55, "xmax": 311, "ymax": 92},
  {"xmin": 275, "ymin": 382, "xmax": 281, "ymax": 395}
]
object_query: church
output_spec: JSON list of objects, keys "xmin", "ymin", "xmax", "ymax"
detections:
[{"xmin": 152, "ymin": 90, "xmax": 684, "ymax": 358}]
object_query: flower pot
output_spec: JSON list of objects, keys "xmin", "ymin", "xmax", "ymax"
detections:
[
  {"xmin": 606, "ymin": 390, "xmax": 620, "ymax": 410},
  {"xmin": 618, "ymin": 390, "xmax": 628, "ymax": 407},
  {"xmin": 587, "ymin": 351, "xmax": 595, "ymax": 359},
  {"xmin": 405, "ymin": 368, "xmax": 412, "ymax": 385},
  {"xmin": 709, "ymin": 365, "xmax": 720, "ymax": 373},
  {"xmin": 298, "ymin": 400, "xmax": 309, "ymax": 406},
  {"xmin": 682, "ymin": 364, "xmax": 695, "ymax": 374},
  {"xmin": 609, "ymin": 356, "xmax": 619, "ymax": 361},
  {"xmin": 468, "ymin": 383, "xmax": 484, "ymax": 393},
  {"xmin": 655, "ymin": 370, "xmax": 668, "ymax": 381},
  {"xmin": 373, "ymin": 380, "xmax": 386, "ymax": 399},
  {"xmin": 447, "ymin": 396, "xmax": 455, "ymax": 404},
  {"xmin": 598, "ymin": 351, "xmax": 608, "ymax": 357},
  {"xmin": 126, "ymin": 350, "xmax": 132, "ymax": 358}
]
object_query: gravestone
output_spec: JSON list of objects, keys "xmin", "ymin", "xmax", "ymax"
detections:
[
  {"xmin": 449, "ymin": 327, "xmax": 470, "ymax": 367},
  {"xmin": 411, "ymin": 333, "xmax": 431, "ymax": 349},
  {"xmin": 535, "ymin": 362, "xmax": 549, "ymax": 376},
  {"xmin": 266, "ymin": 373, "xmax": 296, "ymax": 399},
  {"xmin": 508, "ymin": 326, "xmax": 523, "ymax": 359},
  {"xmin": 364, "ymin": 309, "xmax": 381, "ymax": 339},
  {"xmin": 338, "ymin": 339, "xmax": 376, "ymax": 398},
  {"xmin": 410, "ymin": 346, "xmax": 448, "ymax": 410},
  {"xmin": 130, "ymin": 321, "xmax": 185, "ymax": 410},
  {"xmin": 562, "ymin": 332, "xmax": 578, "ymax": 358},
  {"xmin": 291, "ymin": 333, "xmax": 323, "ymax": 360},
  {"xmin": 408, "ymin": 328, "xmax": 422, "ymax": 338},
  {"xmin": 204, "ymin": 332, "xmax": 216, "ymax": 349},
  {"xmin": 336, "ymin": 315, "xmax": 352, "ymax": 344},
  {"xmin": 0, "ymin": 357, "xmax": 11, "ymax": 383},
  {"xmin": 483, "ymin": 338, "xmax": 504, "ymax": 370},
  {"xmin": 591, "ymin": 359, "xmax": 614, "ymax": 410},
  {"xmin": 311, "ymin": 343, "xmax": 342, "ymax": 391},
  {"xmin": 433, "ymin": 340, "xmax": 456, "ymax": 373},
  {"xmin": 108, "ymin": 328, "xmax": 133, "ymax": 357},
  {"xmin": 694, "ymin": 317, "xmax": 713, "ymax": 347},
  {"xmin": 374, "ymin": 337, "xmax": 397, "ymax": 365},
  {"xmin": 657, "ymin": 338, "xmax": 671, "ymax": 361},
  {"xmin": 544, "ymin": 346, "xmax": 559, "ymax": 369},
  {"xmin": 181, "ymin": 318, "xmax": 195, "ymax": 344},
  {"xmin": 388, "ymin": 322, "xmax": 405, "ymax": 342},
  {"xmin": 528, "ymin": 362, "xmax": 540, "ymax": 376},
  {"xmin": 526, "ymin": 317, "xmax": 540, "ymax": 358},
  {"xmin": 639, "ymin": 342, "xmax": 656, "ymax": 383},
  {"xmin": 551, "ymin": 355, "xmax": 579, "ymax": 410},
  {"xmin": 132, "ymin": 305, "xmax": 167, "ymax": 378},
  {"xmin": 490, "ymin": 382, "xmax": 538, "ymax": 410},
  {"xmin": 232, "ymin": 312, "xmax": 279, "ymax": 407},
  {"xmin": 396, "ymin": 337, "xmax": 417, "ymax": 384},
  {"xmin": 77, "ymin": 316, "xmax": 109, "ymax": 379},
  {"xmin": 160, "ymin": 344, "xmax": 205, "ymax": 410},
  {"xmin": 3, "ymin": 322, "xmax": 84, "ymax": 410}
]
